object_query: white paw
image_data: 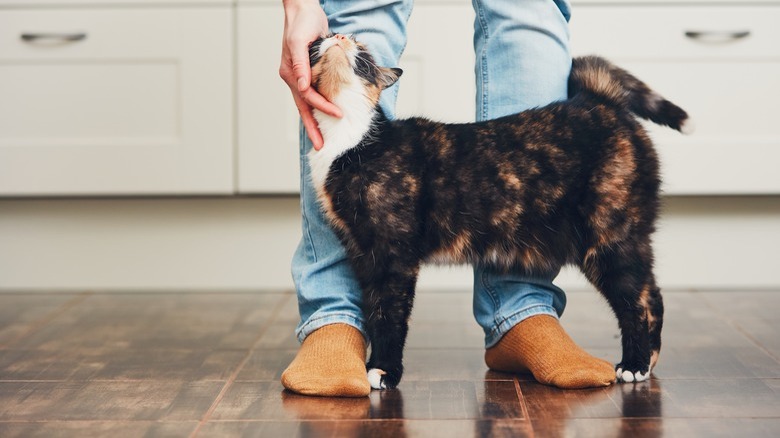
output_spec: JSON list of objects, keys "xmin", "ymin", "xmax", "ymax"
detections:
[
  {"xmin": 367, "ymin": 368, "xmax": 386, "ymax": 390},
  {"xmin": 617, "ymin": 368, "xmax": 651, "ymax": 383}
]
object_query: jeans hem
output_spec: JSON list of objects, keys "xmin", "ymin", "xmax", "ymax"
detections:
[
  {"xmin": 296, "ymin": 313, "xmax": 367, "ymax": 344},
  {"xmin": 484, "ymin": 304, "xmax": 559, "ymax": 348}
]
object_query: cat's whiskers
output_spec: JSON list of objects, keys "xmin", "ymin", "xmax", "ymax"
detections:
[{"xmin": 354, "ymin": 53, "xmax": 381, "ymax": 72}]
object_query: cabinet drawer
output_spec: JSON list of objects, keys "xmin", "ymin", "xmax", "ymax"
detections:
[
  {"xmin": 0, "ymin": 8, "xmax": 233, "ymax": 196},
  {"xmin": 571, "ymin": 6, "xmax": 780, "ymax": 194},
  {"xmin": 571, "ymin": 6, "xmax": 779, "ymax": 60}
]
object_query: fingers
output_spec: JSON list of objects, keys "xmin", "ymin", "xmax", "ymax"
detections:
[
  {"xmin": 292, "ymin": 93, "xmax": 325, "ymax": 151},
  {"xmin": 301, "ymin": 87, "xmax": 342, "ymax": 118},
  {"xmin": 287, "ymin": 42, "xmax": 342, "ymax": 118},
  {"xmin": 279, "ymin": 1, "xmax": 339, "ymax": 150},
  {"xmin": 288, "ymin": 39, "xmax": 312, "ymax": 93},
  {"xmin": 302, "ymin": 113, "xmax": 324, "ymax": 151}
]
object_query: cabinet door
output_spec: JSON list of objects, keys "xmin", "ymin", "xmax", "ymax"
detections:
[
  {"xmin": 0, "ymin": 8, "xmax": 233, "ymax": 196},
  {"xmin": 571, "ymin": 5, "xmax": 780, "ymax": 195},
  {"xmin": 396, "ymin": 3, "xmax": 476, "ymax": 122},
  {"xmin": 236, "ymin": 4, "xmax": 301, "ymax": 194}
]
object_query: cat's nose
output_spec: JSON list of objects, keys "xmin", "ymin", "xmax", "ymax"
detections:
[{"xmin": 335, "ymin": 34, "xmax": 347, "ymax": 41}]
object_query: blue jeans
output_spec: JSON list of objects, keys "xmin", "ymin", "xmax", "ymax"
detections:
[{"xmin": 292, "ymin": 0, "xmax": 571, "ymax": 348}]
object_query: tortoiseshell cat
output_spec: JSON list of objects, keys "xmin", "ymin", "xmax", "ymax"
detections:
[{"xmin": 307, "ymin": 34, "xmax": 689, "ymax": 390}]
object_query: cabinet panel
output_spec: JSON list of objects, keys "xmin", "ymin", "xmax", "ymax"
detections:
[
  {"xmin": 396, "ymin": 4, "xmax": 475, "ymax": 122},
  {"xmin": 571, "ymin": 5, "xmax": 780, "ymax": 194},
  {"xmin": 619, "ymin": 61, "xmax": 780, "ymax": 195},
  {"xmin": 0, "ymin": 8, "xmax": 233, "ymax": 195},
  {"xmin": 236, "ymin": 4, "xmax": 301, "ymax": 194},
  {"xmin": 1, "ymin": 62, "xmax": 178, "ymax": 147}
]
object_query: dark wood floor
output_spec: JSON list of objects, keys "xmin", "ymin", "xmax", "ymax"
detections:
[{"xmin": 0, "ymin": 289, "xmax": 778, "ymax": 437}]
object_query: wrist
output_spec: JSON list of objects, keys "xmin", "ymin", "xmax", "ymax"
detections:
[{"xmin": 283, "ymin": 0, "xmax": 320, "ymax": 13}]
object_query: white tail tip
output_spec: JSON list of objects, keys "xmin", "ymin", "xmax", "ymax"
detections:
[{"xmin": 680, "ymin": 118, "xmax": 695, "ymax": 135}]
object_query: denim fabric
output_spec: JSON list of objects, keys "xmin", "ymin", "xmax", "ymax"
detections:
[
  {"xmin": 471, "ymin": 0, "xmax": 571, "ymax": 347},
  {"xmin": 292, "ymin": 0, "xmax": 572, "ymax": 347},
  {"xmin": 292, "ymin": 0, "xmax": 414, "ymax": 343}
]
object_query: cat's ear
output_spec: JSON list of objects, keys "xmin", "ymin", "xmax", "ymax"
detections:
[{"xmin": 378, "ymin": 67, "xmax": 403, "ymax": 89}]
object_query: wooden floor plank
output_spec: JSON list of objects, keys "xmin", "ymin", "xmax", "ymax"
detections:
[{"xmin": 0, "ymin": 290, "xmax": 777, "ymax": 436}]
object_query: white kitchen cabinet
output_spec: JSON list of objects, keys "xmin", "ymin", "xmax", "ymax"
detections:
[
  {"xmin": 1, "ymin": 0, "xmax": 777, "ymax": 196},
  {"xmin": 0, "ymin": 7, "xmax": 233, "ymax": 195},
  {"xmin": 236, "ymin": 3, "xmax": 301, "ymax": 194},
  {"xmin": 570, "ymin": 4, "xmax": 780, "ymax": 195},
  {"xmin": 240, "ymin": 0, "xmax": 780, "ymax": 195},
  {"xmin": 395, "ymin": 3, "xmax": 475, "ymax": 123}
]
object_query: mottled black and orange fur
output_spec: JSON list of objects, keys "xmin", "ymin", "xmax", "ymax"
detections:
[{"xmin": 308, "ymin": 37, "xmax": 686, "ymax": 389}]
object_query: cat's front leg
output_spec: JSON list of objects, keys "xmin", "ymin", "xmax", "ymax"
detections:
[{"xmin": 356, "ymin": 259, "xmax": 420, "ymax": 390}]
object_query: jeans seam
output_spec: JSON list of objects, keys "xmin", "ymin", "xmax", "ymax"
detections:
[
  {"xmin": 473, "ymin": 0, "xmax": 490, "ymax": 121},
  {"xmin": 299, "ymin": 125, "xmax": 319, "ymax": 263},
  {"xmin": 480, "ymin": 269, "xmax": 503, "ymax": 329}
]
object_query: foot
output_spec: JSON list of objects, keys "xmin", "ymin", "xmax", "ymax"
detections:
[
  {"xmin": 484, "ymin": 315, "xmax": 615, "ymax": 389},
  {"xmin": 281, "ymin": 323, "xmax": 371, "ymax": 397}
]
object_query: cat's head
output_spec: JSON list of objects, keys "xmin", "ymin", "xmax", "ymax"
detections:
[{"xmin": 308, "ymin": 34, "xmax": 403, "ymax": 108}]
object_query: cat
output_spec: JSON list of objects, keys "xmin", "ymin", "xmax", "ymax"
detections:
[{"xmin": 306, "ymin": 33, "xmax": 689, "ymax": 390}]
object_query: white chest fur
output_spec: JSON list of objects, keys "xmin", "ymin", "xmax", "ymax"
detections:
[{"xmin": 308, "ymin": 76, "xmax": 375, "ymax": 192}]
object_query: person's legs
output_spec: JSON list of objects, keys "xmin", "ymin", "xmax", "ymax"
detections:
[
  {"xmin": 283, "ymin": 0, "xmax": 413, "ymax": 397},
  {"xmin": 471, "ymin": 0, "xmax": 614, "ymax": 388}
]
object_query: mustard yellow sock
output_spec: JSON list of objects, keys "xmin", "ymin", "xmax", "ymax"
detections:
[
  {"xmin": 281, "ymin": 323, "xmax": 370, "ymax": 397},
  {"xmin": 485, "ymin": 315, "xmax": 615, "ymax": 389}
]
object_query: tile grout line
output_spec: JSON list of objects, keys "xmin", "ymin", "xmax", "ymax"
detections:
[
  {"xmin": 513, "ymin": 378, "xmax": 536, "ymax": 438},
  {"xmin": 696, "ymin": 291, "xmax": 780, "ymax": 364},
  {"xmin": 188, "ymin": 292, "xmax": 293, "ymax": 438},
  {"xmin": 0, "ymin": 291, "xmax": 93, "ymax": 349}
]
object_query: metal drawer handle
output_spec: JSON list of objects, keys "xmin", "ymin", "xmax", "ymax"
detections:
[
  {"xmin": 21, "ymin": 32, "xmax": 87, "ymax": 42},
  {"xmin": 684, "ymin": 30, "xmax": 751, "ymax": 42}
]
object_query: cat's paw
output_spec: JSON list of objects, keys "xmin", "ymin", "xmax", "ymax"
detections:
[
  {"xmin": 367, "ymin": 368, "xmax": 387, "ymax": 390},
  {"xmin": 366, "ymin": 367, "xmax": 402, "ymax": 390},
  {"xmin": 615, "ymin": 362, "xmax": 651, "ymax": 383}
]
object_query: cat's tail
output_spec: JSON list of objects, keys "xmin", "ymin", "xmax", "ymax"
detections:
[{"xmin": 568, "ymin": 56, "xmax": 691, "ymax": 133}]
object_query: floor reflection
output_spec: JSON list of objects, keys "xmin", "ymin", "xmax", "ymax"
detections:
[
  {"xmin": 617, "ymin": 379, "xmax": 664, "ymax": 438},
  {"xmin": 523, "ymin": 380, "xmax": 614, "ymax": 437},
  {"xmin": 281, "ymin": 388, "xmax": 409, "ymax": 438},
  {"xmin": 281, "ymin": 390, "xmax": 372, "ymax": 420},
  {"xmin": 520, "ymin": 376, "xmax": 665, "ymax": 438},
  {"xmin": 279, "ymin": 377, "xmax": 665, "ymax": 437}
]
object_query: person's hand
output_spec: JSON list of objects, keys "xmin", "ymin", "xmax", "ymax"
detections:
[{"xmin": 280, "ymin": 0, "xmax": 342, "ymax": 151}]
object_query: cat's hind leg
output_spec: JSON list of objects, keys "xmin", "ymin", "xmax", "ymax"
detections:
[
  {"xmin": 581, "ymin": 240, "xmax": 658, "ymax": 383},
  {"xmin": 646, "ymin": 282, "xmax": 664, "ymax": 371}
]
